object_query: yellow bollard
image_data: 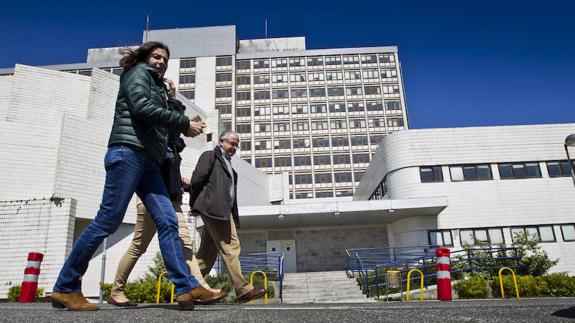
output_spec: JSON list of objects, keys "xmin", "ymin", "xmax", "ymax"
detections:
[
  {"xmin": 498, "ymin": 267, "xmax": 520, "ymax": 300},
  {"xmin": 249, "ymin": 271, "xmax": 268, "ymax": 304},
  {"xmin": 406, "ymin": 269, "xmax": 424, "ymax": 302},
  {"xmin": 156, "ymin": 272, "xmax": 175, "ymax": 304}
]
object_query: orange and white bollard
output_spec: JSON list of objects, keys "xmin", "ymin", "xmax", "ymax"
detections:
[
  {"xmin": 18, "ymin": 252, "xmax": 44, "ymax": 303},
  {"xmin": 435, "ymin": 248, "xmax": 452, "ymax": 301}
]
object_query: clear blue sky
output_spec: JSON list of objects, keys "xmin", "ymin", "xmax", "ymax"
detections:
[{"xmin": 2, "ymin": 0, "xmax": 574, "ymax": 129}]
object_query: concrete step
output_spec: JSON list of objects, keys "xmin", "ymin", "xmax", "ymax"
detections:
[{"xmin": 281, "ymin": 271, "xmax": 370, "ymax": 304}]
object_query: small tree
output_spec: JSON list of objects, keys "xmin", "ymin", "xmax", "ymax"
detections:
[
  {"xmin": 142, "ymin": 252, "xmax": 167, "ymax": 282},
  {"xmin": 512, "ymin": 231, "xmax": 559, "ymax": 276}
]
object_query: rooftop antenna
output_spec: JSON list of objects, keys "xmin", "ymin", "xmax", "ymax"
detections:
[
  {"xmin": 145, "ymin": 12, "xmax": 151, "ymax": 42},
  {"xmin": 265, "ymin": 19, "xmax": 268, "ymax": 39}
]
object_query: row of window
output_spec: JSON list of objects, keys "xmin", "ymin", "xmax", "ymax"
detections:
[
  {"xmin": 233, "ymin": 85, "xmax": 399, "ymax": 100},
  {"xmin": 288, "ymin": 171, "xmax": 364, "ymax": 184},
  {"xmin": 243, "ymin": 135, "xmax": 384, "ymax": 150},
  {"xmin": 236, "ymin": 53, "xmax": 396, "ymax": 70},
  {"xmin": 242, "ymin": 118, "xmax": 403, "ymax": 132},
  {"xmin": 429, "ymin": 224, "xmax": 575, "ymax": 247},
  {"xmin": 238, "ymin": 120, "xmax": 398, "ymax": 134},
  {"xmin": 253, "ymin": 153, "xmax": 371, "ymax": 167},
  {"xmin": 230, "ymin": 101, "xmax": 401, "ymax": 116},
  {"xmin": 420, "ymin": 161, "xmax": 575, "ymax": 183},
  {"xmin": 236, "ymin": 69, "xmax": 398, "ymax": 85}
]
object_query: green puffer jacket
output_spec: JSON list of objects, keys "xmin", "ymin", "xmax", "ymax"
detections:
[{"xmin": 107, "ymin": 62, "xmax": 190, "ymax": 161}]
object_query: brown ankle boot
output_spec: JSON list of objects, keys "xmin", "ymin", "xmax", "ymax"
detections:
[
  {"xmin": 51, "ymin": 291, "xmax": 100, "ymax": 311},
  {"xmin": 176, "ymin": 286, "xmax": 228, "ymax": 310}
]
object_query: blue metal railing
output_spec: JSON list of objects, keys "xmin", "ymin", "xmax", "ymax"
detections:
[
  {"xmin": 346, "ymin": 246, "xmax": 521, "ymax": 298},
  {"xmin": 213, "ymin": 251, "xmax": 285, "ymax": 302}
]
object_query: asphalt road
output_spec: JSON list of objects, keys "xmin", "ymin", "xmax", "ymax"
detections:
[{"xmin": 1, "ymin": 298, "xmax": 574, "ymax": 322}]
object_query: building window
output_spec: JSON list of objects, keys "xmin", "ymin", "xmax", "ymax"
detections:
[
  {"xmin": 353, "ymin": 153, "xmax": 370, "ymax": 164},
  {"xmin": 334, "ymin": 172, "xmax": 352, "ymax": 183},
  {"xmin": 253, "ymin": 59, "xmax": 269, "ymax": 69},
  {"xmin": 307, "ymin": 56, "xmax": 323, "ymax": 66},
  {"xmin": 546, "ymin": 161, "xmax": 575, "ymax": 177},
  {"xmin": 333, "ymin": 154, "xmax": 351, "ymax": 164},
  {"xmin": 351, "ymin": 136, "xmax": 369, "ymax": 146},
  {"xmin": 329, "ymin": 102, "xmax": 346, "ymax": 113},
  {"xmin": 560, "ymin": 224, "xmax": 575, "ymax": 241},
  {"xmin": 315, "ymin": 173, "xmax": 332, "ymax": 183},
  {"xmin": 180, "ymin": 90, "xmax": 194, "ymax": 99},
  {"xmin": 294, "ymin": 174, "xmax": 312, "ymax": 184},
  {"xmin": 215, "ymin": 89, "xmax": 232, "ymax": 98},
  {"xmin": 179, "ymin": 74, "xmax": 195, "ymax": 84},
  {"xmin": 387, "ymin": 118, "xmax": 404, "ymax": 127},
  {"xmin": 312, "ymin": 137, "xmax": 330, "ymax": 148},
  {"xmin": 236, "ymin": 108, "xmax": 251, "ymax": 117},
  {"xmin": 236, "ymin": 75, "xmax": 250, "ymax": 85},
  {"xmin": 385, "ymin": 101, "xmax": 401, "ymax": 110},
  {"xmin": 236, "ymin": 91, "xmax": 251, "ymax": 101},
  {"xmin": 294, "ymin": 156, "xmax": 312, "ymax": 166},
  {"xmin": 236, "ymin": 60, "xmax": 250, "ymax": 70},
  {"xmin": 511, "ymin": 226, "xmax": 556, "ymax": 242},
  {"xmin": 254, "ymin": 74, "xmax": 270, "ymax": 84},
  {"xmin": 460, "ymin": 228, "xmax": 505, "ymax": 246},
  {"xmin": 369, "ymin": 179, "xmax": 387, "ymax": 200},
  {"xmin": 217, "ymin": 104, "xmax": 232, "ymax": 114},
  {"xmin": 429, "ymin": 230, "xmax": 453, "ymax": 247},
  {"xmin": 354, "ymin": 171, "xmax": 364, "ymax": 182},
  {"xmin": 313, "ymin": 155, "xmax": 331, "ymax": 165},
  {"xmin": 180, "ymin": 58, "xmax": 196, "ymax": 69},
  {"xmin": 450, "ymin": 164, "xmax": 493, "ymax": 182},
  {"xmin": 255, "ymin": 158, "xmax": 272, "ymax": 168},
  {"xmin": 216, "ymin": 73, "xmax": 232, "ymax": 82},
  {"xmin": 275, "ymin": 157, "xmax": 292, "ymax": 167},
  {"xmin": 236, "ymin": 124, "xmax": 251, "ymax": 134},
  {"xmin": 367, "ymin": 102, "xmax": 383, "ymax": 111},
  {"xmin": 325, "ymin": 55, "xmax": 341, "ymax": 66},
  {"xmin": 498, "ymin": 162, "xmax": 541, "ymax": 179},
  {"xmin": 420, "ymin": 166, "xmax": 444, "ymax": 183},
  {"xmin": 240, "ymin": 141, "xmax": 251, "ymax": 151},
  {"xmin": 332, "ymin": 136, "xmax": 349, "ymax": 147},
  {"xmin": 216, "ymin": 56, "xmax": 232, "ymax": 66}
]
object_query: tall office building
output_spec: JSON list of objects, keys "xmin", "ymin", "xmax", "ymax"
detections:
[{"xmin": 1, "ymin": 25, "xmax": 408, "ymax": 200}]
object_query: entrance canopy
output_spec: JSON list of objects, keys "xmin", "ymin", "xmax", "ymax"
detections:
[{"xmin": 237, "ymin": 197, "xmax": 448, "ymax": 230}]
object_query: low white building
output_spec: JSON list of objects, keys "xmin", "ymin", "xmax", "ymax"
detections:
[
  {"xmin": 354, "ymin": 124, "xmax": 575, "ymax": 274},
  {"xmin": 0, "ymin": 65, "xmax": 284, "ymax": 298}
]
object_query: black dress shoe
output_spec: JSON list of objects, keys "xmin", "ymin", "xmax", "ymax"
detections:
[
  {"xmin": 107, "ymin": 296, "xmax": 137, "ymax": 307},
  {"xmin": 236, "ymin": 288, "xmax": 267, "ymax": 304}
]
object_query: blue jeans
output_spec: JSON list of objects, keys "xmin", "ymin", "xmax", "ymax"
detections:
[{"xmin": 54, "ymin": 146, "xmax": 200, "ymax": 296}]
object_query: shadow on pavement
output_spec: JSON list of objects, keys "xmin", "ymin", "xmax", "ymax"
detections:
[{"xmin": 552, "ymin": 306, "xmax": 575, "ymax": 319}]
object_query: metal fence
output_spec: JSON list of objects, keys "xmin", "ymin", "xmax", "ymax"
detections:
[
  {"xmin": 212, "ymin": 252, "xmax": 285, "ymax": 302},
  {"xmin": 346, "ymin": 246, "xmax": 521, "ymax": 298}
]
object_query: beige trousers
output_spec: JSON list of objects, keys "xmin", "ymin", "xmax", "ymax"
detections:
[
  {"xmin": 110, "ymin": 200, "xmax": 209, "ymax": 296},
  {"xmin": 196, "ymin": 215, "xmax": 253, "ymax": 296}
]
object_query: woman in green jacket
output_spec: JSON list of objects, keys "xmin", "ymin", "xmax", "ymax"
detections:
[{"xmin": 51, "ymin": 42, "xmax": 226, "ymax": 311}]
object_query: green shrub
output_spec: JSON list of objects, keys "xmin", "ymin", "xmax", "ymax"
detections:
[
  {"xmin": 454, "ymin": 275, "xmax": 490, "ymax": 299},
  {"xmin": 542, "ymin": 273, "xmax": 575, "ymax": 297},
  {"xmin": 7, "ymin": 286, "xmax": 44, "ymax": 302},
  {"xmin": 512, "ymin": 231, "xmax": 559, "ymax": 276},
  {"xmin": 491, "ymin": 275, "xmax": 547, "ymax": 298}
]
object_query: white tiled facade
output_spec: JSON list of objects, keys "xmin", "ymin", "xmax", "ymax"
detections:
[
  {"xmin": 0, "ymin": 64, "xmax": 284, "ymax": 298},
  {"xmin": 355, "ymin": 124, "xmax": 575, "ymax": 274}
]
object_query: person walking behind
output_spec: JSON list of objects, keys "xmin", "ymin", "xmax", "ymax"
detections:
[
  {"xmin": 51, "ymin": 42, "xmax": 225, "ymax": 311},
  {"xmin": 109, "ymin": 129, "xmax": 225, "ymax": 306},
  {"xmin": 190, "ymin": 131, "xmax": 266, "ymax": 304}
]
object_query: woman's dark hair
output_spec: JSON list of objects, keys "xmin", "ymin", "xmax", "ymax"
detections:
[{"xmin": 119, "ymin": 41, "xmax": 170, "ymax": 70}]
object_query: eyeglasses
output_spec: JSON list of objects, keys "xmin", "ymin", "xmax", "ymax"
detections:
[{"xmin": 224, "ymin": 139, "xmax": 240, "ymax": 148}]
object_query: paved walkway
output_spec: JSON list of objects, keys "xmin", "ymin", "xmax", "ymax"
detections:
[{"xmin": 1, "ymin": 298, "xmax": 574, "ymax": 322}]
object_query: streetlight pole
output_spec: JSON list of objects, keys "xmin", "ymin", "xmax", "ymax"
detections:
[{"xmin": 564, "ymin": 134, "xmax": 575, "ymax": 187}]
